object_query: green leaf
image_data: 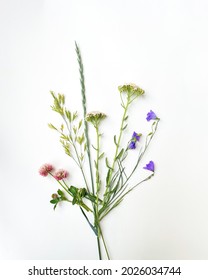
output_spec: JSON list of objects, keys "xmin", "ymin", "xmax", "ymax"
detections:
[
  {"xmin": 72, "ymin": 197, "xmax": 77, "ymax": 205},
  {"xmin": 73, "ymin": 126, "xmax": 77, "ymax": 134},
  {"xmin": 116, "ymin": 149, "xmax": 124, "ymax": 160},
  {"xmin": 68, "ymin": 186, "xmax": 77, "ymax": 195},
  {"xmin": 114, "ymin": 135, "xmax": 117, "ymax": 145},
  {"xmin": 122, "ymin": 124, "xmax": 128, "ymax": 130},
  {"xmin": 94, "ymin": 160, "xmax": 98, "ymax": 168},
  {"xmin": 65, "ymin": 109, "xmax": 71, "ymax": 122},
  {"xmin": 78, "ymin": 188, "xmax": 87, "ymax": 197},
  {"xmin": 106, "ymin": 169, "xmax": 111, "ymax": 185},
  {"xmin": 99, "ymin": 152, "xmax": 105, "ymax": 160},
  {"xmin": 48, "ymin": 123, "xmax": 57, "ymax": 130},
  {"xmin": 86, "ymin": 193, "xmax": 102, "ymax": 203},
  {"xmin": 78, "ymin": 120, "xmax": 83, "ymax": 129},
  {"xmin": 50, "ymin": 199, "xmax": 59, "ymax": 204},
  {"xmin": 57, "ymin": 189, "xmax": 64, "ymax": 196},
  {"xmin": 105, "ymin": 157, "xmax": 113, "ymax": 170},
  {"xmin": 92, "ymin": 145, "xmax": 98, "ymax": 151},
  {"xmin": 58, "ymin": 93, "xmax": 65, "ymax": 105},
  {"xmin": 79, "ymin": 202, "xmax": 91, "ymax": 212},
  {"xmin": 60, "ymin": 134, "xmax": 69, "ymax": 140},
  {"xmin": 72, "ymin": 112, "xmax": 78, "ymax": 121}
]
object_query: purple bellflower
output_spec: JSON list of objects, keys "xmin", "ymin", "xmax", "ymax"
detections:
[
  {"xmin": 146, "ymin": 110, "xmax": 157, "ymax": 121},
  {"xmin": 129, "ymin": 141, "xmax": 136, "ymax": 149},
  {"xmin": 128, "ymin": 131, "xmax": 141, "ymax": 149},
  {"xmin": 143, "ymin": 160, "xmax": 155, "ymax": 172}
]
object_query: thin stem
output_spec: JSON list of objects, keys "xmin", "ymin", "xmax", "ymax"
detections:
[
  {"xmin": 95, "ymin": 124, "xmax": 101, "ymax": 195},
  {"xmin": 62, "ymin": 116, "xmax": 90, "ymax": 193},
  {"xmin": 122, "ymin": 119, "xmax": 160, "ymax": 189},
  {"xmin": 97, "ymin": 236, "xmax": 102, "ymax": 260},
  {"xmin": 99, "ymin": 225, "xmax": 110, "ymax": 260},
  {"xmin": 111, "ymin": 95, "xmax": 130, "ymax": 173},
  {"xmin": 104, "ymin": 94, "xmax": 130, "ymax": 201},
  {"xmin": 79, "ymin": 207, "xmax": 98, "ymax": 236},
  {"xmin": 100, "ymin": 120, "xmax": 160, "ymax": 220},
  {"xmin": 91, "ymin": 124, "xmax": 102, "ymax": 259},
  {"xmin": 49, "ymin": 173, "xmax": 72, "ymax": 196}
]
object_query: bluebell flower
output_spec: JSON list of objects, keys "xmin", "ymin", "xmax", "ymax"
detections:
[
  {"xmin": 143, "ymin": 161, "xmax": 155, "ymax": 172},
  {"xmin": 128, "ymin": 131, "xmax": 141, "ymax": 149},
  {"xmin": 132, "ymin": 131, "xmax": 141, "ymax": 141},
  {"xmin": 129, "ymin": 141, "xmax": 136, "ymax": 149},
  {"xmin": 146, "ymin": 110, "xmax": 157, "ymax": 121}
]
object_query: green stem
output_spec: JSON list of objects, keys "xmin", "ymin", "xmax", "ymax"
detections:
[
  {"xmin": 112, "ymin": 97, "xmax": 130, "ymax": 172},
  {"xmin": 99, "ymin": 225, "xmax": 110, "ymax": 260},
  {"xmin": 63, "ymin": 116, "xmax": 90, "ymax": 193},
  {"xmin": 73, "ymin": 143, "xmax": 90, "ymax": 192},
  {"xmin": 79, "ymin": 207, "xmax": 98, "ymax": 236},
  {"xmin": 104, "ymin": 94, "xmax": 130, "ymax": 200},
  {"xmin": 97, "ymin": 236, "xmax": 102, "ymax": 260},
  {"xmin": 100, "ymin": 174, "xmax": 154, "ymax": 220},
  {"xmin": 94, "ymin": 124, "xmax": 103, "ymax": 259},
  {"xmin": 49, "ymin": 173, "xmax": 71, "ymax": 196},
  {"xmin": 95, "ymin": 125, "xmax": 101, "ymax": 195}
]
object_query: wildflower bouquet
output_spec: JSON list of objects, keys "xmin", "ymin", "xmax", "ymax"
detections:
[{"xmin": 39, "ymin": 43, "xmax": 160, "ymax": 260}]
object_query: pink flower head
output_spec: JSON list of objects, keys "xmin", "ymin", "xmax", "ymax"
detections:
[
  {"xmin": 54, "ymin": 169, "xmax": 68, "ymax": 181},
  {"xmin": 39, "ymin": 163, "xmax": 53, "ymax": 177}
]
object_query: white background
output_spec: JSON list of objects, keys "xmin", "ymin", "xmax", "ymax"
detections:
[{"xmin": 0, "ymin": 0, "xmax": 208, "ymax": 260}]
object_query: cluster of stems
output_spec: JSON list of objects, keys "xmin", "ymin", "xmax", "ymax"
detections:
[{"xmin": 45, "ymin": 43, "xmax": 159, "ymax": 260}]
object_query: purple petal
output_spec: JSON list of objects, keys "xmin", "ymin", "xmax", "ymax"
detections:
[
  {"xmin": 128, "ymin": 141, "xmax": 136, "ymax": 149},
  {"xmin": 132, "ymin": 131, "xmax": 141, "ymax": 141},
  {"xmin": 146, "ymin": 110, "xmax": 157, "ymax": 121},
  {"xmin": 143, "ymin": 160, "xmax": 155, "ymax": 172}
]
